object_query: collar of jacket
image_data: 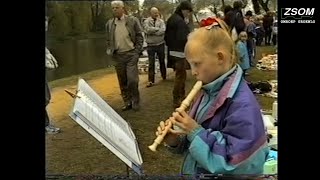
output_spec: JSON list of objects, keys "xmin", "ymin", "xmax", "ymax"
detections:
[
  {"xmin": 189, "ymin": 64, "xmax": 244, "ymax": 124},
  {"xmin": 112, "ymin": 14, "xmax": 128, "ymax": 25}
]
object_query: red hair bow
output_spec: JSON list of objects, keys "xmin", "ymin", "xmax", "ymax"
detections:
[{"xmin": 199, "ymin": 17, "xmax": 219, "ymax": 28}]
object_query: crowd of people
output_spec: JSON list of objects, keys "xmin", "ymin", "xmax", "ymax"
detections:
[
  {"xmin": 46, "ymin": 0, "xmax": 277, "ymax": 176},
  {"xmin": 222, "ymin": 2, "xmax": 277, "ymax": 77}
]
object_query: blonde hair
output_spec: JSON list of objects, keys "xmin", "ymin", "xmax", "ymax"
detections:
[
  {"xmin": 187, "ymin": 18, "xmax": 238, "ymax": 66},
  {"xmin": 239, "ymin": 31, "xmax": 248, "ymax": 38}
]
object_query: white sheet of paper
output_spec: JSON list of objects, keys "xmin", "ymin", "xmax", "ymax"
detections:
[{"xmin": 69, "ymin": 79, "xmax": 143, "ymax": 175}]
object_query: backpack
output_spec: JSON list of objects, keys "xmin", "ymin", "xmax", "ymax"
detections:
[{"xmin": 248, "ymin": 81, "xmax": 272, "ymax": 94}]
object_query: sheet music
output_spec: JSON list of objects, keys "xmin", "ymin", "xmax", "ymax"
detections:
[{"xmin": 69, "ymin": 79, "xmax": 143, "ymax": 175}]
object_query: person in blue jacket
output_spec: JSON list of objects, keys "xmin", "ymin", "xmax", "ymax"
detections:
[{"xmin": 236, "ymin": 31, "xmax": 250, "ymax": 77}]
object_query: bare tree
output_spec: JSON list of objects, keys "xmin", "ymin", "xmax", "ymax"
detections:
[
  {"xmin": 91, "ymin": 1, "xmax": 100, "ymax": 31},
  {"xmin": 242, "ymin": 0, "xmax": 248, "ymax": 8},
  {"xmin": 252, "ymin": 0, "xmax": 271, "ymax": 14},
  {"xmin": 221, "ymin": 0, "xmax": 225, "ymax": 9},
  {"xmin": 258, "ymin": 0, "xmax": 270, "ymax": 12},
  {"xmin": 252, "ymin": 0, "xmax": 261, "ymax": 14}
]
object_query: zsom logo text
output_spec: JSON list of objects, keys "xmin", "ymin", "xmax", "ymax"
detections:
[{"xmin": 281, "ymin": 8, "xmax": 316, "ymax": 23}]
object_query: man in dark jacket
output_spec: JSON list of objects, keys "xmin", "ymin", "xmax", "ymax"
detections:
[
  {"xmin": 224, "ymin": 5, "xmax": 233, "ymax": 16},
  {"xmin": 244, "ymin": 10, "xmax": 256, "ymax": 67},
  {"xmin": 224, "ymin": 1, "xmax": 245, "ymax": 36},
  {"xmin": 164, "ymin": 1, "xmax": 193, "ymax": 109},
  {"xmin": 263, "ymin": 11, "xmax": 274, "ymax": 45}
]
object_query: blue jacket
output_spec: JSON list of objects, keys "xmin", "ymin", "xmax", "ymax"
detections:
[
  {"xmin": 172, "ymin": 65, "xmax": 268, "ymax": 175},
  {"xmin": 237, "ymin": 41, "xmax": 250, "ymax": 71}
]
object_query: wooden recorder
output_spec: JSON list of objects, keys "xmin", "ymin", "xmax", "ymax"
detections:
[{"xmin": 148, "ymin": 81, "xmax": 203, "ymax": 152}]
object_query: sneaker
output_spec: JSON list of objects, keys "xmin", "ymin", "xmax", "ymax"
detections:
[
  {"xmin": 121, "ymin": 104, "xmax": 132, "ymax": 111},
  {"xmin": 46, "ymin": 125, "xmax": 60, "ymax": 134},
  {"xmin": 146, "ymin": 82, "xmax": 154, "ymax": 88}
]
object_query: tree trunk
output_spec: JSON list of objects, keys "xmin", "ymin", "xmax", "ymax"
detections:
[
  {"xmin": 91, "ymin": 2, "xmax": 99, "ymax": 31},
  {"xmin": 258, "ymin": 0, "xmax": 270, "ymax": 12},
  {"xmin": 252, "ymin": 0, "xmax": 261, "ymax": 14},
  {"xmin": 193, "ymin": 13, "xmax": 199, "ymax": 24},
  {"xmin": 242, "ymin": 0, "xmax": 248, "ymax": 8},
  {"xmin": 221, "ymin": 0, "xmax": 225, "ymax": 10},
  {"xmin": 91, "ymin": 3, "xmax": 95, "ymax": 31},
  {"xmin": 213, "ymin": 4, "xmax": 217, "ymax": 15},
  {"xmin": 95, "ymin": 2, "xmax": 99, "ymax": 18}
]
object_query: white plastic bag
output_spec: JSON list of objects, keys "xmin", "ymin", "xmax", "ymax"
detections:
[
  {"xmin": 45, "ymin": 48, "xmax": 58, "ymax": 69},
  {"xmin": 231, "ymin": 27, "xmax": 238, "ymax": 41}
]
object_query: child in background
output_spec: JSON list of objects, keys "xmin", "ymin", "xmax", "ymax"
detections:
[
  {"xmin": 236, "ymin": 31, "xmax": 250, "ymax": 77},
  {"xmin": 254, "ymin": 15, "xmax": 264, "ymax": 46}
]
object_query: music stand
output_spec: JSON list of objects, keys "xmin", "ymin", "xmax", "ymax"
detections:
[{"xmin": 66, "ymin": 78, "xmax": 144, "ymax": 177}]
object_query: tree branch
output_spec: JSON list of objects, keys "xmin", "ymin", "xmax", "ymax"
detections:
[
  {"xmin": 258, "ymin": 0, "xmax": 270, "ymax": 12},
  {"xmin": 252, "ymin": 0, "xmax": 261, "ymax": 14}
]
